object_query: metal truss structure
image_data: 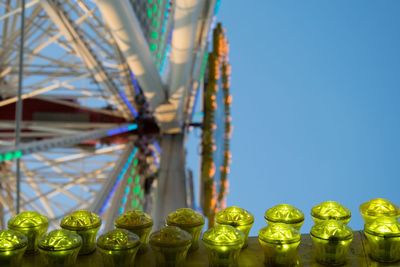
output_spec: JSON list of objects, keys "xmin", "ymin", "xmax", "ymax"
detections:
[{"xmin": 0, "ymin": 0, "xmax": 223, "ymax": 229}]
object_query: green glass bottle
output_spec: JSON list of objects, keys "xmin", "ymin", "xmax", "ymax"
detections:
[
  {"xmin": 364, "ymin": 217, "xmax": 400, "ymax": 263},
  {"xmin": 8, "ymin": 211, "xmax": 48, "ymax": 254},
  {"xmin": 215, "ymin": 206, "xmax": 254, "ymax": 248},
  {"xmin": 258, "ymin": 224, "xmax": 301, "ymax": 266},
  {"xmin": 311, "ymin": 201, "xmax": 351, "ymax": 225},
  {"xmin": 202, "ymin": 225, "xmax": 244, "ymax": 267},
  {"xmin": 0, "ymin": 230, "xmax": 28, "ymax": 267},
  {"xmin": 149, "ymin": 226, "xmax": 191, "ymax": 267},
  {"xmin": 264, "ymin": 204, "xmax": 304, "ymax": 231},
  {"xmin": 166, "ymin": 208, "xmax": 205, "ymax": 252},
  {"xmin": 97, "ymin": 229, "xmax": 141, "ymax": 267},
  {"xmin": 310, "ymin": 220, "xmax": 353, "ymax": 265},
  {"xmin": 115, "ymin": 210, "xmax": 153, "ymax": 252},
  {"xmin": 360, "ymin": 198, "xmax": 399, "ymax": 225},
  {"xmin": 38, "ymin": 229, "xmax": 82, "ymax": 267},
  {"xmin": 60, "ymin": 210, "xmax": 101, "ymax": 255}
]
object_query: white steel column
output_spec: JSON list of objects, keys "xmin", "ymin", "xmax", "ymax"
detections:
[
  {"xmin": 95, "ymin": 0, "xmax": 166, "ymax": 113},
  {"xmin": 154, "ymin": 134, "xmax": 187, "ymax": 229},
  {"xmin": 156, "ymin": 0, "xmax": 203, "ymax": 133}
]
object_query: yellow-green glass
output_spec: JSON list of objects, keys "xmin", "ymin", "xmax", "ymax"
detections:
[
  {"xmin": 264, "ymin": 204, "xmax": 304, "ymax": 231},
  {"xmin": 360, "ymin": 198, "xmax": 399, "ymax": 225},
  {"xmin": 0, "ymin": 230, "xmax": 28, "ymax": 267},
  {"xmin": 97, "ymin": 229, "xmax": 141, "ymax": 267},
  {"xmin": 166, "ymin": 208, "xmax": 205, "ymax": 252},
  {"xmin": 258, "ymin": 224, "xmax": 301, "ymax": 266},
  {"xmin": 8, "ymin": 211, "xmax": 48, "ymax": 254},
  {"xmin": 115, "ymin": 210, "xmax": 153, "ymax": 252},
  {"xmin": 311, "ymin": 201, "xmax": 351, "ymax": 225},
  {"xmin": 215, "ymin": 206, "xmax": 254, "ymax": 248},
  {"xmin": 149, "ymin": 226, "xmax": 191, "ymax": 267},
  {"xmin": 38, "ymin": 229, "xmax": 82, "ymax": 267},
  {"xmin": 60, "ymin": 210, "xmax": 101, "ymax": 255},
  {"xmin": 311, "ymin": 220, "xmax": 353, "ymax": 265},
  {"xmin": 202, "ymin": 225, "xmax": 244, "ymax": 267},
  {"xmin": 364, "ymin": 217, "xmax": 400, "ymax": 263}
]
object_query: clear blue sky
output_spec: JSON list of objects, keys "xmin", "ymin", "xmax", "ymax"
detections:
[{"xmin": 188, "ymin": 0, "xmax": 400, "ymax": 235}]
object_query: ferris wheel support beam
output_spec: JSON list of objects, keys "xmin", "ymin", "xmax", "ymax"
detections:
[
  {"xmin": 185, "ymin": 0, "xmax": 218, "ymax": 124},
  {"xmin": 154, "ymin": 133, "xmax": 188, "ymax": 229},
  {"xmin": 156, "ymin": 0, "xmax": 204, "ymax": 133},
  {"xmin": 0, "ymin": 123, "xmax": 137, "ymax": 162},
  {"xmin": 40, "ymin": 0, "xmax": 132, "ymax": 119},
  {"xmin": 94, "ymin": 0, "xmax": 166, "ymax": 113}
]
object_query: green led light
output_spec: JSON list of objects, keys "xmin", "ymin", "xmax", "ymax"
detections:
[
  {"xmin": 14, "ymin": 150, "xmax": 23, "ymax": 159},
  {"xmin": 147, "ymin": 8, "xmax": 152, "ymax": 18},
  {"xmin": 150, "ymin": 43, "xmax": 158, "ymax": 52},
  {"xmin": 133, "ymin": 159, "xmax": 139, "ymax": 167},
  {"xmin": 128, "ymin": 177, "xmax": 133, "ymax": 184},
  {"xmin": 151, "ymin": 31, "xmax": 159, "ymax": 39},
  {"xmin": 4, "ymin": 152, "xmax": 13, "ymax": 161},
  {"xmin": 133, "ymin": 185, "xmax": 141, "ymax": 194},
  {"xmin": 135, "ymin": 175, "xmax": 140, "ymax": 184}
]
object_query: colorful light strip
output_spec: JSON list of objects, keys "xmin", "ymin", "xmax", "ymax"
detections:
[{"xmin": 99, "ymin": 146, "xmax": 138, "ymax": 214}]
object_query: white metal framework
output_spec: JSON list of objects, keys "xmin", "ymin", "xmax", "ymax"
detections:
[{"xmin": 0, "ymin": 0, "xmax": 221, "ymax": 229}]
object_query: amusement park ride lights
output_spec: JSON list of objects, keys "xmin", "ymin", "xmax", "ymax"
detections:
[
  {"xmin": 97, "ymin": 229, "xmax": 141, "ymax": 267},
  {"xmin": 310, "ymin": 220, "xmax": 354, "ymax": 266},
  {"xmin": 38, "ymin": 229, "xmax": 82, "ymax": 267},
  {"xmin": 60, "ymin": 210, "xmax": 102, "ymax": 255},
  {"xmin": 0, "ymin": 199, "xmax": 399, "ymax": 266},
  {"xmin": 0, "ymin": 230, "xmax": 28, "ymax": 266},
  {"xmin": 8, "ymin": 211, "xmax": 49, "ymax": 254},
  {"xmin": 258, "ymin": 223, "xmax": 301, "ymax": 266},
  {"xmin": 264, "ymin": 204, "xmax": 305, "ymax": 231},
  {"xmin": 311, "ymin": 201, "xmax": 352, "ymax": 225}
]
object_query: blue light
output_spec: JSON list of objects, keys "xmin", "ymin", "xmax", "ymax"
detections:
[
  {"xmin": 99, "ymin": 147, "xmax": 138, "ymax": 214},
  {"xmin": 106, "ymin": 124, "xmax": 138, "ymax": 137}
]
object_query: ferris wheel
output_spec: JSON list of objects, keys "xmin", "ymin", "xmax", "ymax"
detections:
[{"xmin": 0, "ymin": 0, "xmax": 230, "ymax": 229}]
